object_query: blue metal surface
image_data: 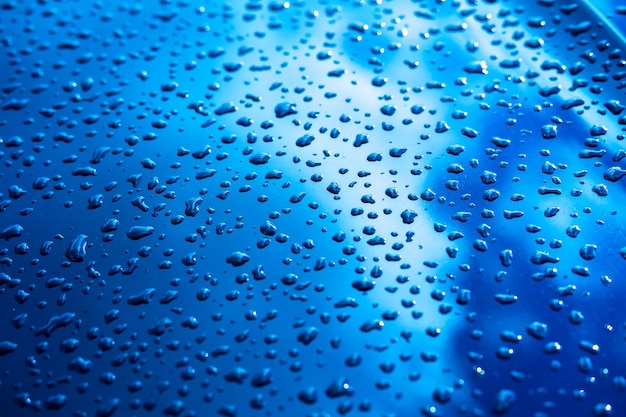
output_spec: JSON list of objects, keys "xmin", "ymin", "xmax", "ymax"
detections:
[{"xmin": 0, "ymin": 1, "xmax": 625, "ymax": 416}]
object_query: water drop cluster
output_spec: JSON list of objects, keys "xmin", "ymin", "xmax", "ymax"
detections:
[{"xmin": 1, "ymin": 1, "xmax": 625, "ymax": 416}]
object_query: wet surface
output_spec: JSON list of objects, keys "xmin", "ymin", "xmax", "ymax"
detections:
[{"xmin": 1, "ymin": 0, "xmax": 626, "ymax": 416}]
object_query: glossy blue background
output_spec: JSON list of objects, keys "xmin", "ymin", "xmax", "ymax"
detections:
[{"xmin": 1, "ymin": 1, "xmax": 626, "ymax": 416}]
